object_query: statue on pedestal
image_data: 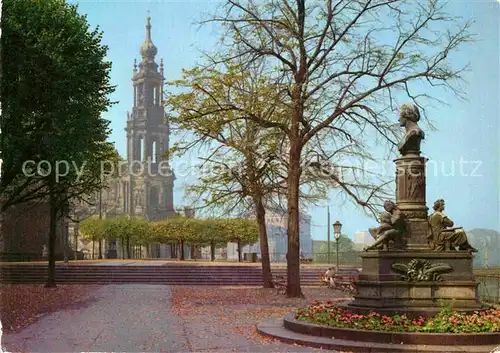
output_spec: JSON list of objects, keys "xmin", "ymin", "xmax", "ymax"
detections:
[
  {"xmin": 364, "ymin": 201, "xmax": 407, "ymax": 251},
  {"xmin": 348, "ymin": 105, "xmax": 482, "ymax": 315},
  {"xmin": 428, "ymin": 199, "xmax": 477, "ymax": 252},
  {"xmin": 398, "ymin": 104, "xmax": 425, "ymax": 156}
]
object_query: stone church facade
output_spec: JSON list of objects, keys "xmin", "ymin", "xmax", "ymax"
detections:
[
  {"xmin": 72, "ymin": 17, "xmax": 177, "ymax": 259},
  {"xmin": 107, "ymin": 16, "xmax": 175, "ymax": 219}
]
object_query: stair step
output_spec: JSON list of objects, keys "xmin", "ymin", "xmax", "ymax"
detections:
[{"xmin": 0, "ymin": 265, "xmax": 324, "ymax": 285}]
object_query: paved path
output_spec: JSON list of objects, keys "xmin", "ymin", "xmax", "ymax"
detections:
[{"xmin": 2, "ymin": 285, "xmax": 327, "ymax": 352}]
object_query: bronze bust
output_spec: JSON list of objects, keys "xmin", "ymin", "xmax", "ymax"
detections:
[{"xmin": 398, "ymin": 104, "xmax": 425, "ymax": 156}]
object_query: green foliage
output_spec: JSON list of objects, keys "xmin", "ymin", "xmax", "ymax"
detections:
[
  {"xmin": 200, "ymin": 219, "xmax": 228, "ymax": 248},
  {"xmin": 166, "ymin": 65, "xmax": 294, "ymax": 217},
  {"xmin": 312, "ymin": 236, "xmax": 360, "ymax": 264},
  {"xmin": 80, "ymin": 217, "xmax": 109, "ymax": 241},
  {"xmin": 104, "ymin": 217, "xmax": 151, "ymax": 246},
  {"xmin": 0, "ymin": 0, "xmax": 115, "ymax": 210},
  {"xmin": 151, "ymin": 217, "xmax": 194, "ymax": 244},
  {"xmin": 128, "ymin": 217, "xmax": 152, "ymax": 246},
  {"xmin": 148, "ymin": 217, "xmax": 257, "ymax": 247},
  {"xmin": 218, "ymin": 218, "xmax": 259, "ymax": 245}
]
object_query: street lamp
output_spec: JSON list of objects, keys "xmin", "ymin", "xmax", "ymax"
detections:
[{"xmin": 333, "ymin": 221, "xmax": 342, "ymax": 270}]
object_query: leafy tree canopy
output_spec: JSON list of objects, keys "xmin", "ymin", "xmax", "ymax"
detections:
[{"xmin": 0, "ymin": 0, "xmax": 115, "ymax": 211}]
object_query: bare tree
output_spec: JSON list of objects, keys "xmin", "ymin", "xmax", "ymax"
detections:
[{"xmin": 172, "ymin": 0, "xmax": 472, "ymax": 297}]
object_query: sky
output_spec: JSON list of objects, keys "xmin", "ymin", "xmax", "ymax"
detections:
[{"xmin": 69, "ymin": 0, "xmax": 499, "ymax": 241}]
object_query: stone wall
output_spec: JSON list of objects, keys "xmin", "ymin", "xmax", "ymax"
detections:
[{"xmin": 2, "ymin": 201, "xmax": 65, "ymax": 259}]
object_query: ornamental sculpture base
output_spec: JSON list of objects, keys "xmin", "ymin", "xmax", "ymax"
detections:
[
  {"xmin": 348, "ymin": 250, "xmax": 483, "ymax": 317},
  {"xmin": 402, "ymin": 217, "xmax": 430, "ymax": 251}
]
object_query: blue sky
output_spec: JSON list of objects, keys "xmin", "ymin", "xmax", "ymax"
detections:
[{"xmin": 70, "ymin": 0, "xmax": 499, "ymax": 241}]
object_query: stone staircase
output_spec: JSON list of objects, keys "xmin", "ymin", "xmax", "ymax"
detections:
[{"xmin": 0, "ymin": 264, "xmax": 324, "ymax": 286}]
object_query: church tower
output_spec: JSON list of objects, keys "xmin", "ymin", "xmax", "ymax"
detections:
[{"xmin": 123, "ymin": 16, "xmax": 175, "ymax": 221}]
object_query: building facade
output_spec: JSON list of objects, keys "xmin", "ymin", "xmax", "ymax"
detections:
[
  {"xmin": 353, "ymin": 230, "xmax": 373, "ymax": 250},
  {"xmin": 225, "ymin": 209, "xmax": 313, "ymax": 262},
  {"xmin": 1, "ymin": 199, "xmax": 68, "ymax": 260},
  {"xmin": 71, "ymin": 17, "xmax": 176, "ymax": 259}
]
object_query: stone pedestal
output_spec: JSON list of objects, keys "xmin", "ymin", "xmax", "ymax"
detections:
[
  {"xmin": 349, "ymin": 251, "xmax": 482, "ymax": 316},
  {"xmin": 395, "ymin": 156, "xmax": 429, "ymax": 249},
  {"xmin": 345, "ymin": 104, "xmax": 484, "ymax": 318}
]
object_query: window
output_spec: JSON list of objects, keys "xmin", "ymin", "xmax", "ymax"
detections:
[
  {"xmin": 139, "ymin": 136, "xmax": 144, "ymax": 161},
  {"xmin": 151, "ymin": 141, "xmax": 157, "ymax": 163}
]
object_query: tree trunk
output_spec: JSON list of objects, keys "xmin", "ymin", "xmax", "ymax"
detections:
[
  {"xmin": 46, "ymin": 188, "xmax": 58, "ymax": 288},
  {"xmin": 74, "ymin": 221, "xmax": 79, "ymax": 260},
  {"xmin": 286, "ymin": 138, "xmax": 304, "ymax": 298},
  {"xmin": 0, "ymin": 212, "xmax": 4, "ymax": 256},
  {"xmin": 287, "ymin": 139, "xmax": 303, "ymax": 298},
  {"xmin": 121, "ymin": 236, "xmax": 125, "ymax": 259},
  {"xmin": 62, "ymin": 220, "xmax": 68, "ymax": 263},
  {"xmin": 237, "ymin": 240, "xmax": 242, "ymax": 262},
  {"xmin": 126, "ymin": 235, "xmax": 130, "ymax": 259},
  {"xmin": 179, "ymin": 240, "xmax": 185, "ymax": 260},
  {"xmin": 210, "ymin": 241, "xmax": 216, "ymax": 261},
  {"xmin": 170, "ymin": 243, "xmax": 176, "ymax": 259},
  {"xmin": 254, "ymin": 195, "xmax": 274, "ymax": 288},
  {"xmin": 190, "ymin": 245, "xmax": 195, "ymax": 260}
]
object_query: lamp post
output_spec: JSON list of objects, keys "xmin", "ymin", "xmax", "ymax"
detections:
[
  {"xmin": 333, "ymin": 221, "xmax": 342, "ymax": 270},
  {"xmin": 327, "ymin": 206, "xmax": 331, "ymax": 264}
]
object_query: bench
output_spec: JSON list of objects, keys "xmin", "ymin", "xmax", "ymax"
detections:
[
  {"xmin": 333, "ymin": 269, "xmax": 359, "ymax": 295},
  {"xmin": 272, "ymin": 275, "xmax": 287, "ymax": 295},
  {"xmin": 333, "ymin": 274, "xmax": 358, "ymax": 295},
  {"xmin": 320, "ymin": 274, "xmax": 334, "ymax": 288}
]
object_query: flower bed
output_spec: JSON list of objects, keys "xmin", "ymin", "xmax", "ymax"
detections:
[{"xmin": 296, "ymin": 300, "xmax": 500, "ymax": 333}]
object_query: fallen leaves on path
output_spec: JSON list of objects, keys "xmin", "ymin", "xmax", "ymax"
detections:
[
  {"xmin": 0, "ymin": 284, "xmax": 97, "ymax": 333},
  {"xmin": 171, "ymin": 286, "xmax": 348, "ymax": 350},
  {"xmin": 171, "ymin": 286, "xmax": 345, "ymax": 314}
]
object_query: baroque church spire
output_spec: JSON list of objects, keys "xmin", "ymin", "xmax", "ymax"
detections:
[{"xmin": 138, "ymin": 16, "xmax": 158, "ymax": 73}]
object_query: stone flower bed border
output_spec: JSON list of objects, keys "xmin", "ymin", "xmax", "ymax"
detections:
[{"xmin": 284, "ymin": 313, "xmax": 500, "ymax": 346}]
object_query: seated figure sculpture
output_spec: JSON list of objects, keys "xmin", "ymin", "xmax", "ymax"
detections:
[
  {"xmin": 364, "ymin": 201, "xmax": 407, "ymax": 251},
  {"xmin": 428, "ymin": 199, "xmax": 477, "ymax": 252}
]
